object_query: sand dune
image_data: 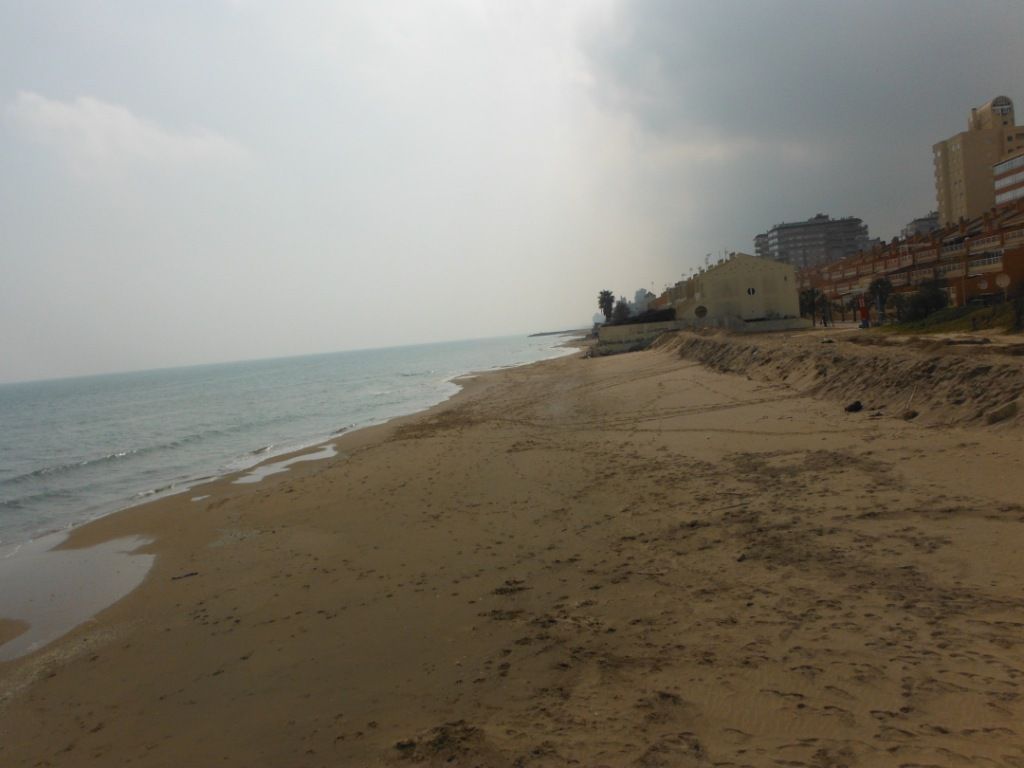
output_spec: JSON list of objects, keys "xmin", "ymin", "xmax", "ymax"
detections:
[{"xmin": 2, "ymin": 332, "xmax": 1023, "ymax": 766}]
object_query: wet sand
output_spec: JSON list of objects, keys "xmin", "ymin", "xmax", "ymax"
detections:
[
  {"xmin": 0, "ymin": 533, "xmax": 155, "ymax": 662},
  {"xmin": 2, "ymin": 338, "xmax": 1024, "ymax": 766}
]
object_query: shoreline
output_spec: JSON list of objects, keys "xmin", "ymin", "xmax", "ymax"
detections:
[
  {"xmin": 0, "ymin": 336, "xmax": 583, "ymax": 553},
  {"xmin": 2, "ymin": 333, "xmax": 1023, "ymax": 766},
  {"xmin": 51, "ymin": 349, "xmax": 518, "ymax": 552},
  {"xmin": 0, "ymin": 346, "xmax": 580, "ymax": 662}
]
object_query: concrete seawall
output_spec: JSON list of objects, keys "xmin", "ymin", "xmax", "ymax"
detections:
[{"xmin": 596, "ymin": 317, "xmax": 810, "ymax": 353}]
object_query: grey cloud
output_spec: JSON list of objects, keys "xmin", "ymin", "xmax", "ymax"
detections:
[
  {"xmin": 587, "ymin": 0, "xmax": 1020, "ymax": 142},
  {"xmin": 583, "ymin": 0, "xmax": 1024, "ymax": 244}
]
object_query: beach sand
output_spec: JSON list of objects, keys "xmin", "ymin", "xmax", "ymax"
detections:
[{"xmin": 2, "ymin": 332, "xmax": 1024, "ymax": 766}]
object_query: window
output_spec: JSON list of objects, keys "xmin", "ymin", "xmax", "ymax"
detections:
[
  {"xmin": 996, "ymin": 186, "xmax": 1024, "ymax": 205},
  {"xmin": 969, "ymin": 254, "xmax": 1001, "ymax": 270},
  {"xmin": 995, "ymin": 169, "xmax": 1024, "ymax": 190}
]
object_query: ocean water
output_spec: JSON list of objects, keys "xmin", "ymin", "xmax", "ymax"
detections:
[{"xmin": 0, "ymin": 334, "xmax": 576, "ymax": 548}]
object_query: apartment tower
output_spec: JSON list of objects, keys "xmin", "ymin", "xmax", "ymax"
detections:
[
  {"xmin": 754, "ymin": 214, "xmax": 869, "ymax": 270},
  {"xmin": 933, "ymin": 95, "xmax": 1024, "ymax": 226}
]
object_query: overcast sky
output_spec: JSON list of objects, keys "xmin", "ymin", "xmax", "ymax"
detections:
[{"xmin": 1, "ymin": 1, "xmax": 1021, "ymax": 382}]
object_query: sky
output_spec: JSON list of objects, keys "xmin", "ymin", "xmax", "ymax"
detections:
[{"xmin": 1, "ymin": 0, "xmax": 1022, "ymax": 382}]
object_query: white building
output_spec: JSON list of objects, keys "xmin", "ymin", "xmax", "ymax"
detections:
[{"xmin": 673, "ymin": 252, "xmax": 801, "ymax": 327}]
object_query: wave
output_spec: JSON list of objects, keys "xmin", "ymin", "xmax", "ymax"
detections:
[
  {"xmin": 134, "ymin": 482, "xmax": 178, "ymax": 498},
  {"xmin": 2, "ymin": 438, "xmax": 202, "ymax": 488},
  {"xmin": 1, "ymin": 450, "xmax": 146, "ymax": 487},
  {"xmin": 1, "ymin": 486, "xmax": 74, "ymax": 510},
  {"xmin": 0, "ymin": 414, "xmax": 301, "ymax": 489}
]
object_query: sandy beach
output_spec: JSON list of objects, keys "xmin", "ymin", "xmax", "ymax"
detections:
[{"xmin": 2, "ymin": 329, "xmax": 1024, "ymax": 767}]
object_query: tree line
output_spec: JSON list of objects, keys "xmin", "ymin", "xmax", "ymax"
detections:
[{"xmin": 800, "ymin": 277, "xmax": 949, "ymax": 326}]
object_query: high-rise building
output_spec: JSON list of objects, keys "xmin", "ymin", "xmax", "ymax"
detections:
[
  {"xmin": 753, "ymin": 233, "xmax": 769, "ymax": 260},
  {"xmin": 901, "ymin": 212, "xmax": 940, "ymax": 240},
  {"xmin": 933, "ymin": 95, "xmax": 1024, "ymax": 226},
  {"xmin": 754, "ymin": 214, "xmax": 870, "ymax": 270}
]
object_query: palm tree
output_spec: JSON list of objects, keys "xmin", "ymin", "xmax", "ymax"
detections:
[
  {"xmin": 612, "ymin": 297, "xmax": 632, "ymax": 323},
  {"xmin": 597, "ymin": 290, "xmax": 615, "ymax": 323},
  {"xmin": 799, "ymin": 288, "xmax": 820, "ymax": 325},
  {"xmin": 869, "ymin": 277, "xmax": 893, "ymax": 324}
]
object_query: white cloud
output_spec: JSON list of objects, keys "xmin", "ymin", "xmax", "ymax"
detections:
[{"xmin": 6, "ymin": 91, "xmax": 246, "ymax": 175}]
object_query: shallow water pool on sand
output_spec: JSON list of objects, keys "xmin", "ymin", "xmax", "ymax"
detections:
[
  {"xmin": 231, "ymin": 443, "xmax": 339, "ymax": 484},
  {"xmin": 0, "ymin": 533, "xmax": 154, "ymax": 661}
]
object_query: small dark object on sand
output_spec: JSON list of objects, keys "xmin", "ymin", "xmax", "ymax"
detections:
[
  {"xmin": 902, "ymin": 409, "xmax": 919, "ymax": 420},
  {"xmin": 844, "ymin": 401, "xmax": 863, "ymax": 413},
  {"xmin": 171, "ymin": 571, "xmax": 199, "ymax": 581}
]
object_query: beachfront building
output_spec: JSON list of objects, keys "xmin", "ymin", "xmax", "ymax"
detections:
[
  {"xmin": 933, "ymin": 95, "xmax": 1024, "ymax": 226},
  {"xmin": 754, "ymin": 214, "xmax": 870, "ymax": 270},
  {"xmin": 801, "ymin": 198, "xmax": 1024, "ymax": 308},
  {"xmin": 629, "ymin": 288, "xmax": 656, "ymax": 315},
  {"xmin": 754, "ymin": 233, "xmax": 769, "ymax": 261},
  {"xmin": 995, "ymin": 151, "xmax": 1024, "ymax": 207},
  {"xmin": 902, "ymin": 212, "xmax": 940, "ymax": 240},
  {"xmin": 596, "ymin": 253, "xmax": 805, "ymax": 350},
  {"xmin": 672, "ymin": 253, "xmax": 801, "ymax": 326}
]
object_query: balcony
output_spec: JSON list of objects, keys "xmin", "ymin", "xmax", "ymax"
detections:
[
  {"xmin": 969, "ymin": 235, "xmax": 1001, "ymax": 253},
  {"xmin": 968, "ymin": 254, "xmax": 1003, "ymax": 273},
  {"xmin": 1005, "ymin": 228, "xmax": 1024, "ymax": 243},
  {"xmin": 914, "ymin": 249, "xmax": 937, "ymax": 264},
  {"xmin": 942, "ymin": 242, "xmax": 966, "ymax": 256},
  {"xmin": 890, "ymin": 273, "xmax": 908, "ymax": 287},
  {"xmin": 911, "ymin": 268, "xmax": 935, "ymax": 284}
]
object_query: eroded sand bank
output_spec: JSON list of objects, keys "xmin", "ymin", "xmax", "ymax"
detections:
[{"xmin": 2, "ymin": 334, "xmax": 1023, "ymax": 767}]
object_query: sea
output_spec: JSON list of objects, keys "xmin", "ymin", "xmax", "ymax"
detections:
[{"xmin": 0, "ymin": 334, "xmax": 577, "ymax": 549}]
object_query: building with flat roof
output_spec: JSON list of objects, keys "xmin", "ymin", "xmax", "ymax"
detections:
[
  {"xmin": 753, "ymin": 233, "xmax": 769, "ymax": 261},
  {"xmin": 902, "ymin": 212, "xmax": 940, "ymax": 240},
  {"xmin": 596, "ymin": 252, "xmax": 806, "ymax": 349},
  {"xmin": 754, "ymin": 214, "xmax": 869, "ymax": 270},
  {"xmin": 801, "ymin": 199, "xmax": 1024, "ymax": 309},
  {"xmin": 933, "ymin": 95, "xmax": 1024, "ymax": 226},
  {"xmin": 673, "ymin": 252, "xmax": 800, "ymax": 325}
]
